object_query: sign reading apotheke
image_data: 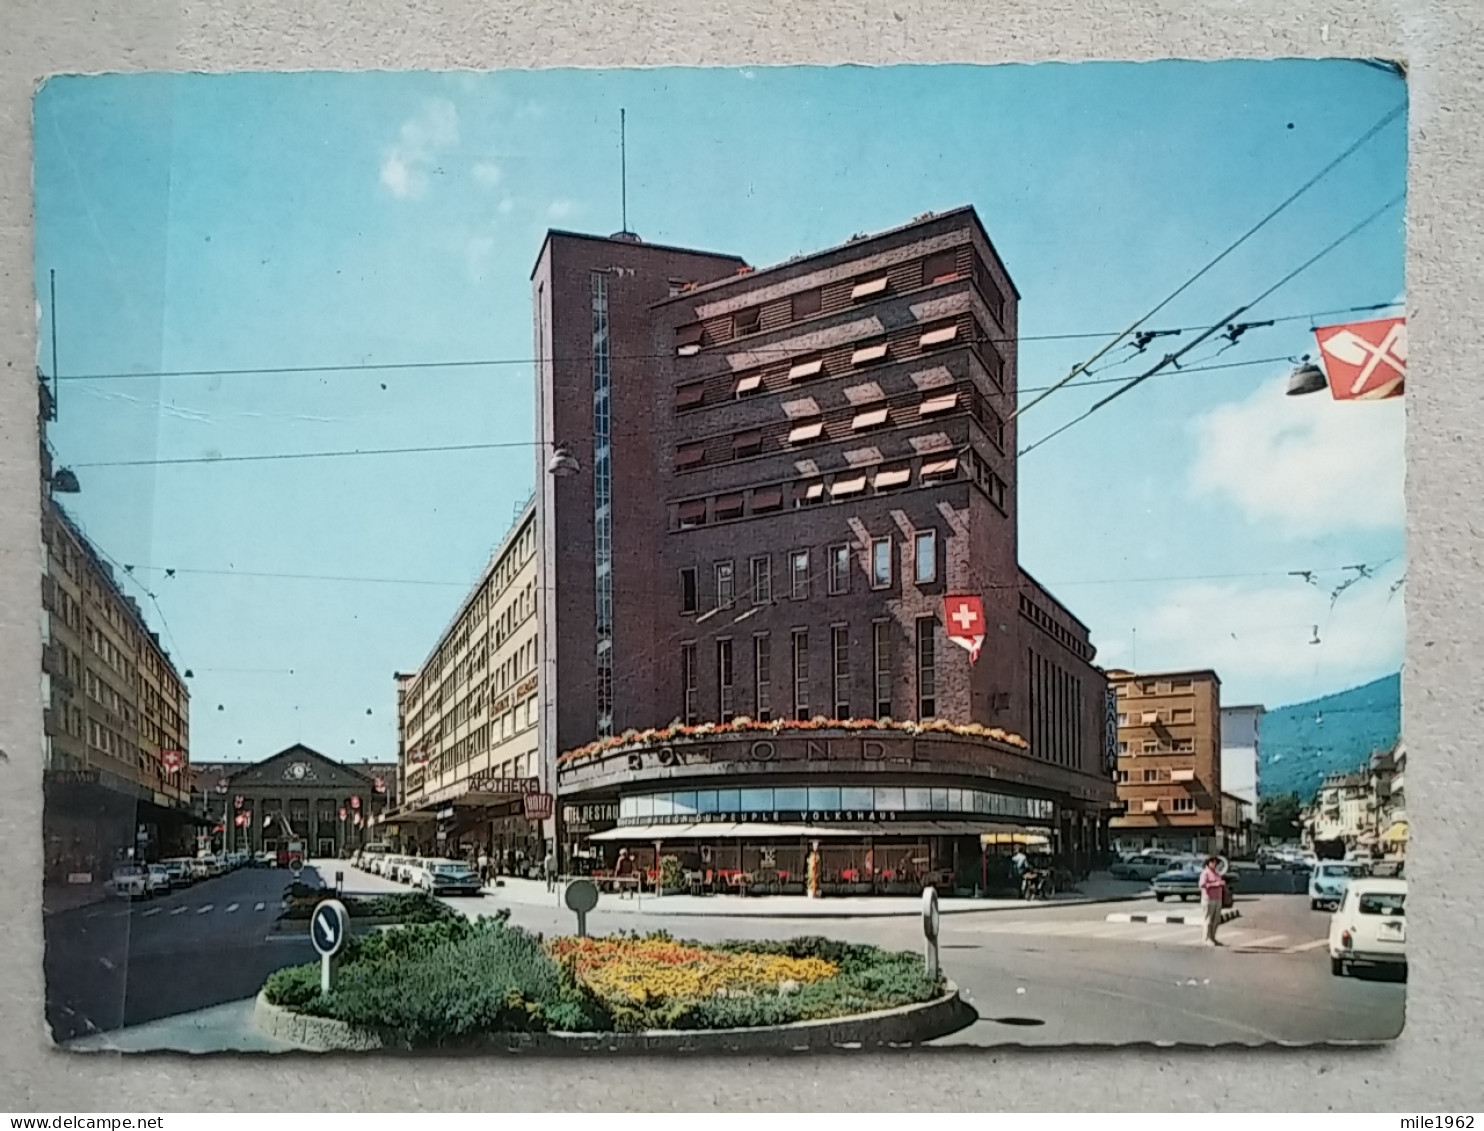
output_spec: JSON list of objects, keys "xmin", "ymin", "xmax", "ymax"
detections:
[{"xmin": 467, "ymin": 775, "xmax": 541, "ymax": 795}]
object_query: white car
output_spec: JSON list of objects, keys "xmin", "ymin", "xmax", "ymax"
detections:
[
  {"xmin": 1329, "ymin": 877, "xmax": 1406, "ymax": 976},
  {"xmin": 1110, "ymin": 853, "xmax": 1177, "ymax": 881},
  {"xmin": 1310, "ymin": 861, "xmax": 1369, "ymax": 910},
  {"xmin": 144, "ymin": 864, "xmax": 173, "ymax": 897},
  {"xmin": 108, "ymin": 865, "xmax": 149, "ymax": 900}
]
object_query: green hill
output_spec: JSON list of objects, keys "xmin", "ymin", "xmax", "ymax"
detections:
[{"xmin": 1258, "ymin": 672, "xmax": 1401, "ymax": 802}]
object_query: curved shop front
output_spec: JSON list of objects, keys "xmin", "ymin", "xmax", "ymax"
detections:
[{"xmin": 556, "ymin": 722, "xmax": 1114, "ymax": 898}]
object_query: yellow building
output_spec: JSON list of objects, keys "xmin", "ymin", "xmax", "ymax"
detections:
[
  {"xmin": 42, "ymin": 498, "xmax": 195, "ymax": 882},
  {"xmin": 384, "ymin": 496, "xmax": 544, "ymax": 863}
]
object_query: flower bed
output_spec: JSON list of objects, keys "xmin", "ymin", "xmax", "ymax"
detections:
[
  {"xmin": 261, "ymin": 917, "xmax": 942, "ymax": 1047},
  {"xmin": 558, "ymin": 715, "xmax": 1029, "ymax": 766},
  {"xmin": 279, "ymin": 885, "xmax": 459, "ymax": 924}
]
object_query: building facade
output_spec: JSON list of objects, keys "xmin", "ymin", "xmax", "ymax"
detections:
[
  {"xmin": 1306, "ymin": 768, "xmax": 1371, "ymax": 847},
  {"xmin": 1219, "ymin": 703, "xmax": 1264, "ymax": 809},
  {"xmin": 201, "ymin": 745, "xmax": 391, "ymax": 858},
  {"xmin": 541, "ymin": 210, "xmax": 1118, "ymax": 891},
  {"xmin": 41, "ymin": 495, "xmax": 196, "ymax": 882},
  {"xmin": 1108, "ymin": 668, "xmax": 1224, "ymax": 854},
  {"xmin": 383, "ymin": 498, "xmax": 545, "ymax": 860}
]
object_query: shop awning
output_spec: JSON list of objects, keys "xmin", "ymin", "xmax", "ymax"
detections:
[
  {"xmin": 1381, "ymin": 820, "xmax": 1409, "ymax": 843},
  {"xmin": 588, "ymin": 820, "xmax": 1049, "ymax": 842}
]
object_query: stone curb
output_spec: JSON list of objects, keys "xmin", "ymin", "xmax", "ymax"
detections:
[
  {"xmin": 1104, "ymin": 908, "xmax": 1242, "ymax": 925},
  {"xmin": 253, "ymin": 982, "xmax": 973, "ymax": 1054}
]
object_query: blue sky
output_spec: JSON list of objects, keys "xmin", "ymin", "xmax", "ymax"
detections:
[{"xmin": 34, "ymin": 62, "xmax": 1408, "ymax": 764}]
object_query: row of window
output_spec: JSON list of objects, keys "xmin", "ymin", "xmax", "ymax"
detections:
[
  {"xmin": 675, "ymin": 386, "xmax": 1004, "ymax": 473},
  {"xmin": 1117, "ymin": 707, "xmax": 1196, "ymax": 726},
  {"xmin": 674, "ymin": 245, "xmax": 1007, "ymax": 357},
  {"xmin": 411, "ymin": 746, "xmax": 538, "ymax": 794},
  {"xmin": 1116, "ymin": 767, "xmax": 1201, "ymax": 784},
  {"xmin": 1118, "ymin": 739, "xmax": 1197, "ymax": 754},
  {"xmin": 673, "ymin": 453, "xmax": 1005, "ymax": 530},
  {"xmin": 1027, "ymin": 649, "xmax": 1084, "ymax": 770},
  {"xmin": 1017, "ymin": 594, "xmax": 1091, "ymax": 662},
  {"xmin": 407, "ymin": 679, "xmax": 538, "ymax": 755},
  {"xmin": 404, "ymin": 614, "xmax": 538, "ymax": 738},
  {"xmin": 1127, "ymin": 796, "xmax": 1199, "ymax": 814},
  {"xmin": 1117, "ymin": 677, "xmax": 1198, "ymax": 697},
  {"xmin": 620, "ymin": 786, "xmax": 1056, "ymax": 823},
  {"xmin": 680, "ymin": 618, "xmax": 939, "ymax": 727},
  {"xmin": 680, "ymin": 531, "xmax": 941, "ymax": 618}
]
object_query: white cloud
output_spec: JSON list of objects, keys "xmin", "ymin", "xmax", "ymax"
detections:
[
  {"xmin": 1188, "ymin": 374, "xmax": 1405, "ymax": 535},
  {"xmin": 547, "ymin": 199, "xmax": 577, "ymax": 220},
  {"xmin": 498, "ymin": 197, "xmax": 515, "ymax": 215},
  {"xmin": 379, "ymin": 99, "xmax": 460, "ymax": 200},
  {"xmin": 1093, "ymin": 564, "xmax": 1405, "ymax": 701},
  {"xmin": 472, "ymin": 161, "xmax": 502, "ymax": 189}
]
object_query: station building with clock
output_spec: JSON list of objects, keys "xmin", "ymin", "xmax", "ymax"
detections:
[{"xmin": 193, "ymin": 744, "xmax": 395, "ymax": 858}]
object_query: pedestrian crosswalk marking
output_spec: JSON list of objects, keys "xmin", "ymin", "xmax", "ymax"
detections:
[
  {"xmin": 1289, "ymin": 938, "xmax": 1329, "ymax": 953},
  {"xmin": 961, "ymin": 915, "xmax": 1327, "ymax": 955},
  {"xmin": 254, "ymin": 902, "xmax": 266, "ymax": 912},
  {"xmin": 170, "ymin": 906, "xmax": 189, "ymax": 916},
  {"xmin": 1243, "ymin": 933, "xmax": 1290, "ymax": 950},
  {"xmin": 196, "ymin": 904, "xmax": 214, "ymax": 914},
  {"xmin": 141, "ymin": 907, "xmax": 162, "ymax": 918},
  {"xmin": 226, "ymin": 903, "xmax": 239, "ymax": 913}
]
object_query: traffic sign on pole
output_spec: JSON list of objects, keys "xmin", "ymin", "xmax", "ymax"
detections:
[{"xmin": 311, "ymin": 898, "xmax": 350, "ymax": 994}]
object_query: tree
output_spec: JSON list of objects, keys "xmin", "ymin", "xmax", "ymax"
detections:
[{"xmin": 1257, "ymin": 793, "xmax": 1303, "ymax": 842}]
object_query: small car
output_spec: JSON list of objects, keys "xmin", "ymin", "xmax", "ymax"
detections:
[
  {"xmin": 144, "ymin": 863, "xmax": 173, "ymax": 896},
  {"xmin": 1151, "ymin": 858, "xmax": 1237, "ymax": 902},
  {"xmin": 1310, "ymin": 861, "xmax": 1368, "ymax": 910},
  {"xmin": 188, "ymin": 858, "xmax": 212, "ymax": 881},
  {"xmin": 108, "ymin": 865, "xmax": 149, "ymax": 900},
  {"xmin": 419, "ymin": 860, "xmax": 483, "ymax": 897},
  {"xmin": 1110, "ymin": 853, "xmax": 1177, "ymax": 881},
  {"xmin": 160, "ymin": 858, "xmax": 194, "ymax": 889},
  {"xmin": 1329, "ymin": 877, "xmax": 1406, "ymax": 976}
]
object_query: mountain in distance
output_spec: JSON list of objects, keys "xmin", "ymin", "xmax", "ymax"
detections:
[{"xmin": 1258, "ymin": 672, "xmax": 1401, "ymax": 802}]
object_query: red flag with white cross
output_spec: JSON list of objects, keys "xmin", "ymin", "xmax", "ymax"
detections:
[
  {"xmin": 1314, "ymin": 317, "xmax": 1406, "ymax": 401},
  {"xmin": 944, "ymin": 595, "xmax": 986, "ymax": 663}
]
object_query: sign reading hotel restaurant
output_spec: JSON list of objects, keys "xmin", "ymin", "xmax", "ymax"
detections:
[{"xmin": 564, "ymin": 802, "xmax": 618, "ymax": 834}]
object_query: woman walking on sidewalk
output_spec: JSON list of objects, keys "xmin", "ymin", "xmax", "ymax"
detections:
[{"xmin": 1199, "ymin": 856, "xmax": 1227, "ymax": 946}]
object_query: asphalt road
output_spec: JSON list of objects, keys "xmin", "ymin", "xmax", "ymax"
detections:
[
  {"xmin": 338, "ymin": 863, "xmax": 1407, "ymax": 1047},
  {"xmin": 46, "ymin": 860, "xmax": 1406, "ymax": 1048},
  {"xmin": 44, "ymin": 865, "xmax": 312, "ymax": 1042}
]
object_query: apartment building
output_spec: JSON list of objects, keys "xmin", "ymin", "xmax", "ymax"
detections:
[
  {"xmin": 1219, "ymin": 703, "xmax": 1264, "ymax": 808},
  {"xmin": 1108, "ymin": 668, "xmax": 1225, "ymax": 855},
  {"xmin": 41, "ymin": 498, "xmax": 195, "ymax": 882},
  {"xmin": 541, "ymin": 209, "xmax": 1118, "ymax": 884},
  {"xmin": 386, "ymin": 497, "xmax": 544, "ymax": 859}
]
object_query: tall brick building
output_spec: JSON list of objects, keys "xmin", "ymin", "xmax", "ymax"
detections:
[{"xmin": 539, "ymin": 209, "xmax": 1118, "ymax": 893}]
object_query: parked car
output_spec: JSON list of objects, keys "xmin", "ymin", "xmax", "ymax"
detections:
[
  {"xmin": 160, "ymin": 858, "xmax": 194, "ymax": 889},
  {"xmin": 108, "ymin": 865, "xmax": 150, "ymax": 900},
  {"xmin": 1151, "ymin": 858, "xmax": 1233, "ymax": 902},
  {"xmin": 1329, "ymin": 877, "xmax": 1406, "ymax": 976},
  {"xmin": 1110, "ymin": 853, "xmax": 1177, "ymax": 881},
  {"xmin": 357, "ymin": 843, "xmax": 391, "ymax": 872},
  {"xmin": 419, "ymin": 860, "xmax": 484, "ymax": 897},
  {"xmin": 1310, "ymin": 860, "xmax": 1369, "ymax": 910},
  {"xmin": 188, "ymin": 858, "xmax": 212, "ymax": 881},
  {"xmin": 391, "ymin": 856, "xmax": 417, "ymax": 883},
  {"xmin": 142, "ymin": 863, "xmax": 173, "ymax": 897}
]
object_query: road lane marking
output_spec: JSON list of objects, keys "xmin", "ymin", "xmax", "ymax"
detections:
[
  {"xmin": 196, "ymin": 904, "xmax": 214, "ymax": 914},
  {"xmin": 1288, "ymin": 938, "xmax": 1329, "ymax": 953},
  {"xmin": 1241, "ymin": 934, "xmax": 1290, "ymax": 950},
  {"xmin": 141, "ymin": 907, "xmax": 162, "ymax": 918},
  {"xmin": 170, "ymin": 906, "xmax": 189, "ymax": 916},
  {"xmin": 226, "ymin": 903, "xmax": 240, "ymax": 913},
  {"xmin": 254, "ymin": 902, "xmax": 266, "ymax": 912}
]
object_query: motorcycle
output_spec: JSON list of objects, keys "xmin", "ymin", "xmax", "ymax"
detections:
[{"xmin": 1020, "ymin": 869, "xmax": 1052, "ymax": 900}]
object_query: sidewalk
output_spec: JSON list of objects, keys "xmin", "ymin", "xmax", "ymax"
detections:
[
  {"xmin": 43, "ymin": 880, "xmax": 112, "ymax": 917},
  {"xmin": 482, "ymin": 872, "xmax": 1149, "ymax": 918},
  {"xmin": 65, "ymin": 998, "xmax": 296, "ymax": 1054}
]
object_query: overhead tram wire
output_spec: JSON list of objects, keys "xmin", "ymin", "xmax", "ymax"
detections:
[
  {"xmin": 1018, "ymin": 191, "xmax": 1406, "ymax": 459},
  {"xmin": 67, "ymin": 352, "xmax": 1326, "ymax": 471},
  {"xmin": 1009, "ymin": 102, "xmax": 1406, "ymax": 424},
  {"xmin": 51, "ymin": 302, "xmax": 1402, "ymax": 386}
]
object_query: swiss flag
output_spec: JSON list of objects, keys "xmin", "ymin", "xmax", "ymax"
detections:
[
  {"xmin": 1314, "ymin": 317, "xmax": 1406, "ymax": 401},
  {"xmin": 350, "ymin": 796, "xmax": 361, "ymax": 810},
  {"xmin": 373, "ymin": 777, "xmax": 387, "ymax": 793},
  {"xmin": 161, "ymin": 750, "xmax": 183, "ymax": 774},
  {"xmin": 944, "ymin": 595, "xmax": 986, "ymax": 663}
]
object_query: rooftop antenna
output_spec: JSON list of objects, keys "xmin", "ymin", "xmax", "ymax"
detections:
[{"xmin": 620, "ymin": 108, "xmax": 628, "ymax": 234}]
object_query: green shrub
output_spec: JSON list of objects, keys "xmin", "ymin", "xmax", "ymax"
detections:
[{"xmin": 659, "ymin": 855, "xmax": 684, "ymax": 890}]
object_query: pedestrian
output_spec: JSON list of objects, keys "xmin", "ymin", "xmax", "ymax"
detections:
[
  {"xmin": 478, "ymin": 848, "xmax": 490, "ymax": 885},
  {"xmin": 544, "ymin": 848, "xmax": 557, "ymax": 893},
  {"xmin": 1199, "ymin": 855, "xmax": 1227, "ymax": 946}
]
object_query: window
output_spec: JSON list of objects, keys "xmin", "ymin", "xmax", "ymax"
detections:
[
  {"xmin": 750, "ymin": 555, "xmax": 772, "ymax": 604},
  {"xmin": 872, "ymin": 621, "xmax": 892, "ymax": 718},
  {"xmin": 717, "ymin": 639, "xmax": 735, "ymax": 723},
  {"xmin": 1142, "ymin": 740, "xmax": 1159, "ymax": 753},
  {"xmin": 794, "ymin": 481, "xmax": 824, "ymax": 508},
  {"xmin": 870, "ymin": 538, "xmax": 892, "ymax": 589},
  {"xmin": 676, "ymin": 442, "xmax": 706, "ymax": 470},
  {"xmin": 681, "ymin": 644, "xmax": 699, "ymax": 725},
  {"xmin": 792, "ymin": 289, "xmax": 822, "ymax": 319},
  {"xmin": 916, "ymin": 617, "xmax": 937, "ymax": 718},
  {"xmin": 828, "ymin": 544, "xmax": 850, "ymax": 595},
  {"xmin": 753, "ymin": 634, "xmax": 772, "ymax": 722},
  {"xmin": 676, "ymin": 324, "xmax": 705, "ymax": 356},
  {"xmin": 922, "ymin": 249, "xmax": 958, "ymax": 284},
  {"xmin": 788, "ymin": 356, "xmax": 824, "ymax": 382},
  {"xmin": 791, "ymin": 630, "xmax": 810, "ymax": 720},
  {"xmin": 921, "ymin": 457, "xmax": 959, "ymax": 481},
  {"xmin": 851, "ymin": 341, "xmax": 889, "ymax": 367},
  {"xmin": 714, "ymin": 561, "xmax": 735, "ymax": 609},
  {"xmin": 734, "ymin": 372, "xmax": 763, "ymax": 396},
  {"xmin": 733, "ymin": 429, "xmax": 763, "ymax": 458},
  {"xmin": 851, "ymin": 275, "xmax": 889, "ymax": 301},
  {"xmin": 1143, "ymin": 768, "xmax": 1160, "ymax": 783},
  {"xmin": 1171, "ymin": 797, "xmax": 1196, "ymax": 813},
  {"xmin": 873, "ymin": 466, "xmax": 911, "ymax": 491},
  {"xmin": 675, "ymin": 382, "xmax": 706, "ymax": 410},
  {"xmin": 680, "ymin": 568, "xmax": 698, "ymax": 614},
  {"xmin": 1116, "ymin": 769, "xmax": 1130, "ymax": 783},
  {"xmin": 715, "ymin": 493, "xmax": 744, "ymax": 520},
  {"xmin": 914, "ymin": 530, "xmax": 937, "ymax": 584},
  {"xmin": 790, "ymin": 550, "xmax": 810, "ymax": 600},
  {"xmin": 830, "ymin": 474, "xmax": 867, "ymax": 499},
  {"xmin": 678, "ymin": 499, "xmax": 707, "ymax": 528},
  {"xmin": 831, "ymin": 626, "xmax": 851, "ymax": 719},
  {"xmin": 751, "ymin": 486, "xmax": 784, "ymax": 514},
  {"xmin": 851, "ymin": 407, "xmax": 890, "ymax": 431},
  {"xmin": 1173, "ymin": 738, "xmax": 1194, "ymax": 752},
  {"xmin": 919, "ymin": 392, "xmax": 959, "ymax": 417},
  {"xmin": 919, "ymin": 322, "xmax": 959, "ymax": 349},
  {"xmin": 787, "ymin": 419, "xmax": 824, "ymax": 445},
  {"xmin": 1172, "ymin": 708, "xmax": 1194, "ymax": 722},
  {"xmin": 734, "ymin": 306, "xmax": 761, "ymax": 335}
]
